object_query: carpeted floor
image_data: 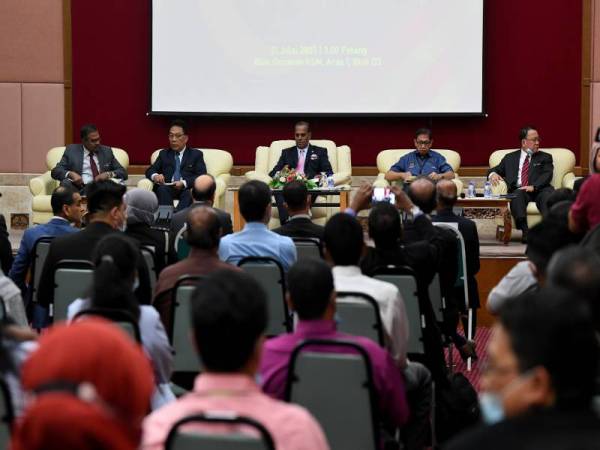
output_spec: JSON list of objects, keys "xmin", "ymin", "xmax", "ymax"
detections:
[{"xmin": 445, "ymin": 326, "xmax": 492, "ymax": 391}]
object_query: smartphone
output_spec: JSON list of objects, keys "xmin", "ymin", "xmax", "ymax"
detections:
[{"xmin": 372, "ymin": 187, "xmax": 396, "ymax": 204}]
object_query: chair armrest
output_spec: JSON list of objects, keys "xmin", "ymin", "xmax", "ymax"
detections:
[
  {"xmin": 373, "ymin": 174, "xmax": 390, "ymax": 188},
  {"xmin": 452, "ymin": 178, "xmax": 464, "ymax": 194},
  {"xmin": 491, "ymin": 180, "xmax": 508, "ymax": 196},
  {"xmin": 29, "ymin": 172, "xmax": 55, "ymax": 196},
  {"xmin": 137, "ymin": 178, "xmax": 153, "ymax": 191},
  {"xmin": 216, "ymin": 173, "xmax": 231, "ymax": 187},
  {"xmin": 562, "ymin": 172, "xmax": 576, "ymax": 190},
  {"xmin": 245, "ymin": 171, "xmax": 272, "ymax": 184},
  {"xmin": 332, "ymin": 172, "xmax": 351, "ymax": 186}
]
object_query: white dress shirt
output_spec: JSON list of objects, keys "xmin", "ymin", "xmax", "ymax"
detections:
[
  {"xmin": 332, "ymin": 265, "xmax": 409, "ymax": 368},
  {"xmin": 66, "ymin": 146, "xmax": 100, "ymax": 184},
  {"xmin": 487, "ymin": 260, "xmax": 537, "ymax": 314}
]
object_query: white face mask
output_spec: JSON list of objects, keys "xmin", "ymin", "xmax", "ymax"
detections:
[{"xmin": 479, "ymin": 370, "xmax": 533, "ymax": 425}]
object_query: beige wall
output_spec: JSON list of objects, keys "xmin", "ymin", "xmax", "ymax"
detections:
[{"xmin": 0, "ymin": 0, "xmax": 65, "ymax": 173}]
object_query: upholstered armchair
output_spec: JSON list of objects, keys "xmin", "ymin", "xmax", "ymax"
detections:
[
  {"xmin": 489, "ymin": 148, "xmax": 576, "ymax": 228},
  {"xmin": 137, "ymin": 148, "xmax": 233, "ymax": 209},
  {"xmin": 29, "ymin": 146, "xmax": 129, "ymax": 224},
  {"xmin": 373, "ymin": 149, "xmax": 464, "ymax": 193},
  {"xmin": 245, "ymin": 140, "xmax": 352, "ymax": 226}
]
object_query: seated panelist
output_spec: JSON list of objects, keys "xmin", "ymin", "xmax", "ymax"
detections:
[
  {"xmin": 385, "ymin": 128, "xmax": 454, "ymax": 183},
  {"xmin": 51, "ymin": 124, "xmax": 128, "ymax": 192},
  {"xmin": 145, "ymin": 119, "xmax": 207, "ymax": 211}
]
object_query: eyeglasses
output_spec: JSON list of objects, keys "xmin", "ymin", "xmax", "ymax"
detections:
[
  {"xmin": 526, "ymin": 137, "xmax": 541, "ymax": 143},
  {"xmin": 168, "ymin": 133, "xmax": 185, "ymax": 139},
  {"xmin": 415, "ymin": 140, "xmax": 432, "ymax": 146}
]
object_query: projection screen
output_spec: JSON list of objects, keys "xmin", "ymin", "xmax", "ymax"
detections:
[{"xmin": 151, "ymin": 0, "xmax": 484, "ymax": 115}]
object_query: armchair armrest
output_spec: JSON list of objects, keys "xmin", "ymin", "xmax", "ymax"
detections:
[
  {"xmin": 491, "ymin": 180, "xmax": 508, "ymax": 196},
  {"xmin": 373, "ymin": 174, "xmax": 390, "ymax": 188},
  {"xmin": 332, "ymin": 172, "xmax": 351, "ymax": 186},
  {"xmin": 244, "ymin": 171, "xmax": 272, "ymax": 184},
  {"xmin": 562, "ymin": 172, "xmax": 576, "ymax": 190},
  {"xmin": 29, "ymin": 171, "xmax": 56, "ymax": 197},
  {"xmin": 137, "ymin": 178, "xmax": 153, "ymax": 191}
]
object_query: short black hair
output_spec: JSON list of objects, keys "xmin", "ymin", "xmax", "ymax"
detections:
[
  {"xmin": 239, "ymin": 180, "xmax": 271, "ymax": 222},
  {"xmin": 191, "ymin": 175, "xmax": 216, "ymax": 202},
  {"xmin": 526, "ymin": 220, "xmax": 576, "ymax": 276},
  {"xmin": 185, "ymin": 207, "xmax": 221, "ymax": 250},
  {"xmin": 407, "ymin": 177, "xmax": 437, "ymax": 214},
  {"xmin": 324, "ymin": 213, "xmax": 363, "ymax": 265},
  {"xmin": 191, "ymin": 270, "xmax": 267, "ymax": 372},
  {"xmin": 519, "ymin": 125, "xmax": 537, "ymax": 141},
  {"xmin": 545, "ymin": 200, "xmax": 574, "ymax": 226},
  {"xmin": 368, "ymin": 202, "xmax": 401, "ymax": 248},
  {"xmin": 499, "ymin": 288, "xmax": 598, "ymax": 410},
  {"xmin": 169, "ymin": 119, "xmax": 188, "ymax": 135},
  {"xmin": 80, "ymin": 124, "xmax": 98, "ymax": 140},
  {"xmin": 288, "ymin": 258, "xmax": 334, "ymax": 320},
  {"xmin": 415, "ymin": 128, "xmax": 432, "ymax": 139},
  {"xmin": 85, "ymin": 180, "xmax": 126, "ymax": 215},
  {"xmin": 282, "ymin": 181, "xmax": 308, "ymax": 210},
  {"xmin": 50, "ymin": 186, "xmax": 77, "ymax": 216},
  {"xmin": 545, "ymin": 188, "xmax": 575, "ymax": 212},
  {"xmin": 295, "ymin": 121, "xmax": 311, "ymax": 132}
]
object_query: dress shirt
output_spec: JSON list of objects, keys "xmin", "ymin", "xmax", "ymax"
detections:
[
  {"xmin": 570, "ymin": 173, "xmax": 600, "ymax": 232},
  {"xmin": 296, "ymin": 146, "xmax": 308, "ymax": 174},
  {"xmin": 70, "ymin": 146, "xmax": 100, "ymax": 184},
  {"xmin": 332, "ymin": 266, "xmax": 409, "ymax": 368},
  {"xmin": 487, "ymin": 261, "xmax": 537, "ymax": 314},
  {"xmin": 260, "ymin": 319, "xmax": 409, "ymax": 427},
  {"xmin": 389, "ymin": 150, "xmax": 453, "ymax": 176},
  {"xmin": 218, "ymin": 222, "xmax": 297, "ymax": 272},
  {"xmin": 517, "ymin": 149, "xmax": 530, "ymax": 186},
  {"xmin": 141, "ymin": 373, "xmax": 329, "ymax": 450},
  {"xmin": 151, "ymin": 147, "xmax": 188, "ymax": 187}
]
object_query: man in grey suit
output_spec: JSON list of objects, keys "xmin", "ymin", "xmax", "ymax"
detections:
[{"xmin": 51, "ymin": 124, "xmax": 127, "ymax": 192}]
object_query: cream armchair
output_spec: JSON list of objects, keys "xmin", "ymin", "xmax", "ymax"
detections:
[
  {"xmin": 489, "ymin": 148, "xmax": 576, "ymax": 228},
  {"xmin": 374, "ymin": 149, "xmax": 464, "ymax": 193},
  {"xmin": 137, "ymin": 148, "xmax": 233, "ymax": 209},
  {"xmin": 29, "ymin": 146, "xmax": 129, "ymax": 224},
  {"xmin": 245, "ymin": 140, "xmax": 352, "ymax": 226}
]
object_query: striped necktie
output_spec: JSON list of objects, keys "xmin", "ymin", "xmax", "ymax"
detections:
[{"xmin": 521, "ymin": 155, "xmax": 530, "ymax": 187}]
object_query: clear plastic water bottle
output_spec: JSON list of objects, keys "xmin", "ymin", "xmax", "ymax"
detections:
[
  {"xmin": 467, "ymin": 181, "xmax": 475, "ymax": 198},
  {"xmin": 483, "ymin": 181, "xmax": 492, "ymax": 198},
  {"xmin": 327, "ymin": 175, "xmax": 335, "ymax": 188}
]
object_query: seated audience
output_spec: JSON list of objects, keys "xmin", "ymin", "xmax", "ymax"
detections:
[
  {"xmin": 574, "ymin": 140, "xmax": 600, "ymax": 193},
  {"xmin": 569, "ymin": 171, "xmax": 600, "ymax": 234},
  {"xmin": 385, "ymin": 128, "xmax": 454, "ymax": 183},
  {"xmin": 543, "ymin": 188, "xmax": 575, "ymax": 215},
  {"xmin": 219, "ymin": 180, "xmax": 297, "ymax": 271},
  {"xmin": 154, "ymin": 206, "xmax": 240, "ymax": 333},
  {"xmin": 50, "ymin": 124, "xmax": 128, "ymax": 192},
  {"xmin": 67, "ymin": 234, "xmax": 174, "ymax": 408},
  {"xmin": 141, "ymin": 270, "xmax": 329, "ymax": 450},
  {"xmin": 446, "ymin": 289, "xmax": 600, "ymax": 450},
  {"xmin": 145, "ymin": 119, "xmax": 207, "ymax": 211},
  {"xmin": 11, "ymin": 320, "xmax": 154, "ymax": 450},
  {"xmin": 272, "ymin": 180, "xmax": 325, "ymax": 240},
  {"xmin": 0, "ymin": 214, "xmax": 13, "ymax": 274},
  {"xmin": 0, "ymin": 271, "xmax": 27, "ymax": 327}
]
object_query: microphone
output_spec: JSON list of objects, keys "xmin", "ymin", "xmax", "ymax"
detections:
[{"xmin": 526, "ymin": 149, "xmax": 533, "ymax": 157}]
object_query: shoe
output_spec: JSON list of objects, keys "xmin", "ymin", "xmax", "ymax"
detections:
[{"xmin": 458, "ymin": 340, "xmax": 478, "ymax": 361}]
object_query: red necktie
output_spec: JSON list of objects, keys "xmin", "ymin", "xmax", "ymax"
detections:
[
  {"xmin": 521, "ymin": 156, "xmax": 530, "ymax": 187},
  {"xmin": 90, "ymin": 153, "xmax": 99, "ymax": 179}
]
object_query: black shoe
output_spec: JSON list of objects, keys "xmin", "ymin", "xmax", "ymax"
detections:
[{"xmin": 458, "ymin": 340, "xmax": 478, "ymax": 361}]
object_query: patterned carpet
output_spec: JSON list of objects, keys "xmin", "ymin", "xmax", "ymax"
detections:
[{"xmin": 445, "ymin": 326, "xmax": 492, "ymax": 391}]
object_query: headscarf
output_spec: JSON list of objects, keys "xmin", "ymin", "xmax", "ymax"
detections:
[
  {"xmin": 11, "ymin": 319, "xmax": 154, "ymax": 450},
  {"xmin": 125, "ymin": 188, "xmax": 158, "ymax": 226},
  {"xmin": 589, "ymin": 142, "xmax": 600, "ymax": 174}
]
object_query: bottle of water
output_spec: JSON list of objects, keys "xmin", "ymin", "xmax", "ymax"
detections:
[
  {"xmin": 467, "ymin": 181, "xmax": 475, "ymax": 198},
  {"xmin": 483, "ymin": 181, "xmax": 492, "ymax": 198},
  {"xmin": 327, "ymin": 175, "xmax": 335, "ymax": 188}
]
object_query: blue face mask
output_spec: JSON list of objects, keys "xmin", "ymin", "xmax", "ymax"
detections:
[{"xmin": 479, "ymin": 392, "xmax": 505, "ymax": 425}]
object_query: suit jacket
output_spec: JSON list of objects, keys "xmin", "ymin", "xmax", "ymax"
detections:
[
  {"xmin": 269, "ymin": 145, "xmax": 333, "ymax": 180},
  {"xmin": 0, "ymin": 215, "xmax": 13, "ymax": 275},
  {"xmin": 272, "ymin": 216, "xmax": 325, "ymax": 241},
  {"xmin": 487, "ymin": 149, "xmax": 554, "ymax": 192},
  {"xmin": 169, "ymin": 201, "xmax": 233, "ymax": 238},
  {"xmin": 37, "ymin": 222, "xmax": 152, "ymax": 308},
  {"xmin": 145, "ymin": 148, "xmax": 207, "ymax": 188},
  {"xmin": 51, "ymin": 144, "xmax": 128, "ymax": 181}
]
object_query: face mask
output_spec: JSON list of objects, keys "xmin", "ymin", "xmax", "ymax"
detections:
[
  {"xmin": 132, "ymin": 277, "xmax": 140, "ymax": 292},
  {"xmin": 479, "ymin": 392, "xmax": 504, "ymax": 425}
]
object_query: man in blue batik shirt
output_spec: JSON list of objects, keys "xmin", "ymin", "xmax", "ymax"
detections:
[{"xmin": 385, "ymin": 128, "xmax": 455, "ymax": 183}]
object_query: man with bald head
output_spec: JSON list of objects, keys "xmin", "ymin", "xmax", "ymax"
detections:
[{"xmin": 154, "ymin": 205, "xmax": 240, "ymax": 332}]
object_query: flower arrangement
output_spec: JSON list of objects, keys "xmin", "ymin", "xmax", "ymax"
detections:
[{"xmin": 269, "ymin": 166, "xmax": 318, "ymax": 189}]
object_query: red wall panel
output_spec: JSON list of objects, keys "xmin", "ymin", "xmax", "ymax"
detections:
[{"xmin": 71, "ymin": 0, "xmax": 582, "ymax": 166}]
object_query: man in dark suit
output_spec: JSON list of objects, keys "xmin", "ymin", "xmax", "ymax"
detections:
[
  {"xmin": 51, "ymin": 124, "xmax": 128, "ymax": 192},
  {"xmin": 170, "ymin": 174, "xmax": 233, "ymax": 240},
  {"xmin": 272, "ymin": 180, "xmax": 324, "ymax": 240},
  {"xmin": 268, "ymin": 121, "xmax": 333, "ymax": 224},
  {"xmin": 145, "ymin": 119, "xmax": 207, "ymax": 211},
  {"xmin": 488, "ymin": 126, "xmax": 554, "ymax": 242}
]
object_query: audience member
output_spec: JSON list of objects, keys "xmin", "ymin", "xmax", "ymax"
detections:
[
  {"xmin": 141, "ymin": 270, "xmax": 329, "ymax": 450},
  {"xmin": 12, "ymin": 320, "xmax": 154, "ymax": 450},
  {"xmin": 154, "ymin": 206, "xmax": 240, "ymax": 333},
  {"xmin": 488, "ymin": 126, "xmax": 554, "ymax": 242},
  {"xmin": 272, "ymin": 180, "xmax": 325, "ymax": 240},
  {"xmin": 544, "ymin": 188, "xmax": 575, "ymax": 215},
  {"xmin": 219, "ymin": 180, "xmax": 297, "ymax": 271},
  {"xmin": 569, "ymin": 171, "xmax": 600, "ymax": 234},
  {"xmin": 67, "ymin": 234, "xmax": 174, "ymax": 408},
  {"xmin": 145, "ymin": 119, "xmax": 207, "ymax": 211},
  {"xmin": 0, "ymin": 214, "xmax": 13, "ymax": 275},
  {"xmin": 446, "ymin": 289, "xmax": 600, "ymax": 450},
  {"xmin": 50, "ymin": 124, "xmax": 128, "ymax": 192},
  {"xmin": 574, "ymin": 140, "xmax": 600, "ymax": 193},
  {"xmin": 0, "ymin": 269, "xmax": 27, "ymax": 326}
]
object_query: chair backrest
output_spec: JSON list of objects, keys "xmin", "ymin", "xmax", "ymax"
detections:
[
  {"xmin": 256, "ymin": 140, "xmax": 342, "ymax": 174},
  {"xmin": 46, "ymin": 146, "xmax": 129, "ymax": 171},
  {"xmin": 73, "ymin": 307, "xmax": 142, "ymax": 343},
  {"xmin": 0, "ymin": 378, "xmax": 14, "ymax": 448},
  {"xmin": 174, "ymin": 225, "xmax": 190, "ymax": 261},
  {"xmin": 285, "ymin": 339, "xmax": 379, "ymax": 450},
  {"xmin": 171, "ymin": 276, "xmax": 204, "ymax": 374},
  {"xmin": 140, "ymin": 246, "xmax": 158, "ymax": 293},
  {"xmin": 489, "ymin": 148, "xmax": 575, "ymax": 189},
  {"xmin": 434, "ymin": 223, "xmax": 469, "ymax": 311},
  {"xmin": 165, "ymin": 413, "xmax": 276, "ymax": 450},
  {"xmin": 150, "ymin": 148, "xmax": 233, "ymax": 178},
  {"xmin": 53, "ymin": 260, "xmax": 94, "ymax": 322},
  {"xmin": 376, "ymin": 149, "xmax": 461, "ymax": 174},
  {"xmin": 335, "ymin": 292, "xmax": 385, "ymax": 346},
  {"xmin": 237, "ymin": 257, "xmax": 291, "ymax": 336},
  {"xmin": 30, "ymin": 236, "xmax": 54, "ymax": 304},
  {"xmin": 291, "ymin": 237, "xmax": 323, "ymax": 260},
  {"xmin": 427, "ymin": 273, "xmax": 445, "ymax": 323}
]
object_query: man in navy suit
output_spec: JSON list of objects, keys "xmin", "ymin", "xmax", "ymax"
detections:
[
  {"xmin": 268, "ymin": 121, "xmax": 333, "ymax": 223},
  {"xmin": 145, "ymin": 119, "xmax": 207, "ymax": 211},
  {"xmin": 51, "ymin": 124, "xmax": 128, "ymax": 192}
]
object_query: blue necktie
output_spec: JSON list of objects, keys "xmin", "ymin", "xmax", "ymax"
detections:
[{"xmin": 173, "ymin": 152, "xmax": 181, "ymax": 182}]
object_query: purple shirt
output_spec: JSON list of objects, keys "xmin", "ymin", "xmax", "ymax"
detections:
[{"xmin": 259, "ymin": 320, "xmax": 410, "ymax": 427}]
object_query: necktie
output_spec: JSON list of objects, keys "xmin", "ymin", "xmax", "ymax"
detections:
[
  {"xmin": 296, "ymin": 150, "xmax": 306, "ymax": 174},
  {"xmin": 173, "ymin": 152, "xmax": 181, "ymax": 182},
  {"xmin": 521, "ymin": 156, "xmax": 530, "ymax": 187},
  {"xmin": 89, "ymin": 153, "xmax": 99, "ymax": 179}
]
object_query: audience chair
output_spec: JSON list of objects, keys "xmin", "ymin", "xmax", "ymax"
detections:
[
  {"xmin": 335, "ymin": 292, "xmax": 385, "ymax": 347},
  {"xmin": 137, "ymin": 149, "xmax": 233, "ymax": 209},
  {"xmin": 165, "ymin": 413, "xmax": 276, "ymax": 450},
  {"xmin": 29, "ymin": 147, "xmax": 129, "ymax": 224},
  {"xmin": 291, "ymin": 237, "xmax": 323, "ymax": 260},
  {"xmin": 245, "ymin": 139, "xmax": 352, "ymax": 226},
  {"xmin": 140, "ymin": 245, "xmax": 158, "ymax": 293},
  {"xmin": 0, "ymin": 379, "xmax": 14, "ymax": 449},
  {"xmin": 73, "ymin": 307, "xmax": 142, "ymax": 344},
  {"xmin": 174, "ymin": 226, "xmax": 190, "ymax": 261},
  {"xmin": 374, "ymin": 149, "xmax": 464, "ymax": 193},
  {"xmin": 237, "ymin": 257, "xmax": 291, "ymax": 336},
  {"xmin": 53, "ymin": 259, "xmax": 94, "ymax": 323},
  {"xmin": 285, "ymin": 339, "xmax": 380, "ymax": 450},
  {"xmin": 427, "ymin": 273, "xmax": 445, "ymax": 324},
  {"xmin": 30, "ymin": 237, "xmax": 54, "ymax": 305}
]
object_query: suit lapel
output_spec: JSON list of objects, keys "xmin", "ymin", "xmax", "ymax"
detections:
[
  {"xmin": 78, "ymin": 145, "xmax": 85, "ymax": 175},
  {"xmin": 289, "ymin": 147, "xmax": 298, "ymax": 170}
]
